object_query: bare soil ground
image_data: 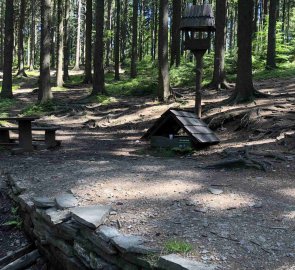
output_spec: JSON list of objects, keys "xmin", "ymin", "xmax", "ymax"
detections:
[{"xmin": 0, "ymin": 74, "xmax": 295, "ymax": 269}]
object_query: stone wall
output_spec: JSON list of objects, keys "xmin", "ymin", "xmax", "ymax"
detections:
[{"xmin": 5, "ymin": 172, "xmax": 218, "ymax": 270}]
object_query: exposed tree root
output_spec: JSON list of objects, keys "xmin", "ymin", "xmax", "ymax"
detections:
[{"xmin": 203, "ymin": 147, "xmax": 285, "ymax": 171}]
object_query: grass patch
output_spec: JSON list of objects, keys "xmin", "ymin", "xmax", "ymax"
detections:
[
  {"xmin": 254, "ymin": 62, "xmax": 295, "ymax": 80},
  {"xmin": 21, "ymin": 100, "xmax": 62, "ymax": 117},
  {"xmin": 164, "ymin": 239, "xmax": 193, "ymax": 254},
  {"xmin": 0, "ymin": 98, "xmax": 15, "ymax": 117},
  {"xmin": 84, "ymin": 94, "xmax": 117, "ymax": 105}
]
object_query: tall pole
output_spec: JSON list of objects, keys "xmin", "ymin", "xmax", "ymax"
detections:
[{"xmin": 194, "ymin": 51, "xmax": 206, "ymax": 118}]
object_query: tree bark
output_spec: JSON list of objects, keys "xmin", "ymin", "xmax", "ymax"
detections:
[
  {"xmin": 171, "ymin": 0, "xmax": 181, "ymax": 67},
  {"xmin": 120, "ymin": 0, "xmax": 128, "ymax": 66},
  {"xmin": 114, "ymin": 0, "xmax": 120, "ymax": 80},
  {"xmin": 0, "ymin": 0, "xmax": 4, "ymax": 71},
  {"xmin": 17, "ymin": 0, "xmax": 27, "ymax": 77},
  {"xmin": 210, "ymin": 0, "xmax": 228, "ymax": 90},
  {"xmin": 29, "ymin": 0, "xmax": 36, "ymax": 70},
  {"xmin": 158, "ymin": 0, "xmax": 171, "ymax": 102},
  {"xmin": 130, "ymin": 0, "xmax": 138, "ymax": 78},
  {"xmin": 266, "ymin": 0, "xmax": 277, "ymax": 69},
  {"xmin": 63, "ymin": 0, "xmax": 70, "ymax": 81},
  {"xmin": 56, "ymin": 0, "xmax": 64, "ymax": 87},
  {"xmin": 73, "ymin": 0, "xmax": 82, "ymax": 70},
  {"xmin": 84, "ymin": 0, "xmax": 93, "ymax": 83},
  {"xmin": 230, "ymin": 0, "xmax": 257, "ymax": 103},
  {"xmin": 105, "ymin": 0, "xmax": 112, "ymax": 67},
  {"xmin": 39, "ymin": 0, "xmax": 53, "ymax": 102},
  {"xmin": 92, "ymin": 0, "xmax": 105, "ymax": 95},
  {"xmin": 1, "ymin": 0, "xmax": 14, "ymax": 99}
]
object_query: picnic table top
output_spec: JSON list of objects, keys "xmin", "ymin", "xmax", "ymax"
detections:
[{"xmin": 0, "ymin": 117, "xmax": 39, "ymax": 121}]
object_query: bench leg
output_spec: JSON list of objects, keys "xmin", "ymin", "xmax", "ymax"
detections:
[
  {"xmin": 45, "ymin": 130, "xmax": 58, "ymax": 149},
  {"xmin": 19, "ymin": 121, "xmax": 33, "ymax": 152},
  {"xmin": 0, "ymin": 130, "xmax": 10, "ymax": 143}
]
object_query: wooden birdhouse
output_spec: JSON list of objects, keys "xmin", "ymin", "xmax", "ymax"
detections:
[{"xmin": 180, "ymin": 4, "xmax": 215, "ymax": 52}]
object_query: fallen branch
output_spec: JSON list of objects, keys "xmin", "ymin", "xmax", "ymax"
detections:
[
  {"xmin": 0, "ymin": 244, "xmax": 34, "ymax": 267},
  {"xmin": 1, "ymin": 250, "xmax": 40, "ymax": 270}
]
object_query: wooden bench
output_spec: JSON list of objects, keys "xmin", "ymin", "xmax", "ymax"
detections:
[{"xmin": 0, "ymin": 126, "xmax": 60, "ymax": 149}]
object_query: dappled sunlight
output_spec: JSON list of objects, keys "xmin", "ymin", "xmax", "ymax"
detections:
[
  {"xmin": 75, "ymin": 178, "xmax": 203, "ymax": 201},
  {"xmin": 283, "ymin": 211, "xmax": 295, "ymax": 220},
  {"xmin": 190, "ymin": 192, "xmax": 256, "ymax": 211},
  {"xmin": 277, "ymin": 188, "xmax": 295, "ymax": 199}
]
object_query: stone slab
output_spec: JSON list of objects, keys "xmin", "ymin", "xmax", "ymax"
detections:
[
  {"xmin": 112, "ymin": 235, "xmax": 154, "ymax": 254},
  {"xmin": 96, "ymin": 226, "xmax": 121, "ymax": 242},
  {"xmin": 55, "ymin": 193, "xmax": 79, "ymax": 209},
  {"xmin": 33, "ymin": 197, "xmax": 56, "ymax": 208},
  {"xmin": 71, "ymin": 205, "xmax": 112, "ymax": 229},
  {"xmin": 159, "ymin": 254, "xmax": 218, "ymax": 270},
  {"xmin": 44, "ymin": 208, "xmax": 71, "ymax": 225}
]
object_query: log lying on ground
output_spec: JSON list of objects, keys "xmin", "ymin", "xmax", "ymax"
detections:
[
  {"xmin": 1, "ymin": 250, "xmax": 40, "ymax": 270},
  {"xmin": 0, "ymin": 244, "xmax": 34, "ymax": 268}
]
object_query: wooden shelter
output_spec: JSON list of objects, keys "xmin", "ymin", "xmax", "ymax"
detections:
[
  {"xmin": 179, "ymin": 4, "xmax": 215, "ymax": 33},
  {"xmin": 142, "ymin": 109, "xmax": 220, "ymax": 149}
]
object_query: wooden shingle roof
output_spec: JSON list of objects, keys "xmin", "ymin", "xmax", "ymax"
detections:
[
  {"xmin": 180, "ymin": 4, "xmax": 215, "ymax": 32},
  {"xmin": 142, "ymin": 109, "xmax": 220, "ymax": 146}
]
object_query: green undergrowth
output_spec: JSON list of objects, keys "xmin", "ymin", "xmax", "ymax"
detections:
[
  {"xmin": 21, "ymin": 100, "xmax": 64, "ymax": 117},
  {"xmin": 253, "ymin": 62, "xmax": 295, "ymax": 80},
  {"xmin": 0, "ymin": 98, "xmax": 15, "ymax": 118},
  {"xmin": 164, "ymin": 239, "xmax": 193, "ymax": 254},
  {"xmin": 84, "ymin": 94, "xmax": 117, "ymax": 105}
]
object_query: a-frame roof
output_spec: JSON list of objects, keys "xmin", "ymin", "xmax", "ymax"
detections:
[{"xmin": 142, "ymin": 109, "xmax": 220, "ymax": 146}]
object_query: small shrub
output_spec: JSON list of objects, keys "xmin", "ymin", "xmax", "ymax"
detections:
[{"xmin": 164, "ymin": 239, "xmax": 193, "ymax": 254}]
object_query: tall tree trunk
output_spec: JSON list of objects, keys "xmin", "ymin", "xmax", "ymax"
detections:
[
  {"xmin": 130, "ymin": 0, "xmax": 138, "ymax": 78},
  {"xmin": 230, "ymin": 0, "xmax": 257, "ymax": 103},
  {"xmin": 73, "ymin": 0, "xmax": 82, "ymax": 70},
  {"xmin": 92, "ymin": 0, "xmax": 105, "ymax": 95},
  {"xmin": 253, "ymin": 0, "xmax": 259, "ymax": 36},
  {"xmin": 210, "ymin": 0, "xmax": 228, "ymax": 90},
  {"xmin": 17, "ymin": 0, "xmax": 27, "ymax": 77},
  {"xmin": 0, "ymin": 0, "xmax": 4, "ymax": 71},
  {"xmin": 120, "ymin": 0, "xmax": 128, "ymax": 66},
  {"xmin": 39, "ymin": 0, "xmax": 53, "ymax": 102},
  {"xmin": 84, "ymin": 0, "xmax": 93, "ymax": 83},
  {"xmin": 266, "ymin": 0, "xmax": 277, "ymax": 69},
  {"xmin": 138, "ymin": 0, "xmax": 144, "ymax": 61},
  {"xmin": 158, "ymin": 0, "xmax": 171, "ymax": 102},
  {"xmin": 153, "ymin": 0, "xmax": 158, "ymax": 60},
  {"xmin": 51, "ymin": 0, "xmax": 56, "ymax": 69},
  {"xmin": 105, "ymin": 0, "xmax": 112, "ymax": 67},
  {"xmin": 63, "ymin": 0, "xmax": 70, "ymax": 81},
  {"xmin": 56, "ymin": 0, "xmax": 64, "ymax": 86},
  {"xmin": 114, "ymin": 0, "xmax": 120, "ymax": 80},
  {"xmin": 1, "ymin": 0, "xmax": 14, "ymax": 99},
  {"xmin": 29, "ymin": 0, "xmax": 36, "ymax": 70},
  {"xmin": 171, "ymin": 0, "xmax": 181, "ymax": 67}
]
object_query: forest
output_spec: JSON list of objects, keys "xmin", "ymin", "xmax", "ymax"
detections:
[
  {"xmin": 0, "ymin": 0, "xmax": 294, "ymax": 104},
  {"xmin": 0, "ymin": 0, "xmax": 295, "ymax": 269}
]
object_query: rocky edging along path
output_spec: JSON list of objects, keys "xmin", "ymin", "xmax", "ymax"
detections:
[{"xmin": 2, "ymin": 171, "xmax": 219, "ymax": 270}]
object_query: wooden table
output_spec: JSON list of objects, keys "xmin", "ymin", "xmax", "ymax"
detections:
[{"xmin": 0, "ymin": 117, "xmax": 39, "ymax": 151}]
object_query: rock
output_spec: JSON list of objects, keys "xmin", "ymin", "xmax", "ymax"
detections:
[
  {"xmin": 112, "ymin": 235, "xmax": 156, "ymax": 254},
  {"xmin": 208, "ymin": 188, "xmax": 223, "ymax": 195},
  {"xmin": 55, "ymin": 193, "xmax": 79, "ymax": 209},
  {"xmin": 33, "ymin": 197, "xmax": 56, "ymax": 208},
  {"xmin": 71, "ymin": 205, "xmax": 112, "ymax": 229},
  {"xmin": 159, "ymin": 254, "xmax": 218, "ymax": 270},
  {"xmin": 43, "ymin": 208, "xmax": 71, "ymax": 225},
  {"xmin": 96, "ymin": 226, "xmax": 121, "ymax": 242}
]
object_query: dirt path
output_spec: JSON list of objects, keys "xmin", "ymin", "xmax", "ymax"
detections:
[{"xmin": 0, "ymin": 77, "xmax": 294, "ymax": 269}]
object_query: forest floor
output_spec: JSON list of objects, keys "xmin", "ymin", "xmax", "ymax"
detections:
[{"xmin": 0, "ymin": 71, "xmax": 295, "ymax": 269}]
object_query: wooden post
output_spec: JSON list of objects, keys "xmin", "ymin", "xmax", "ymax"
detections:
[
  {"xmin": 19, "ymin": 121, "xmax": 33, "ymax": 152},
  {"xmin": 194, "ymin": 50, "xmax": 206, "ymax": 118}
]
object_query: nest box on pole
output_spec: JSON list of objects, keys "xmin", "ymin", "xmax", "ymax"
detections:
[{"xmin": 180, "ymin": 4, "xmax": 215, "ymax": 118}]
